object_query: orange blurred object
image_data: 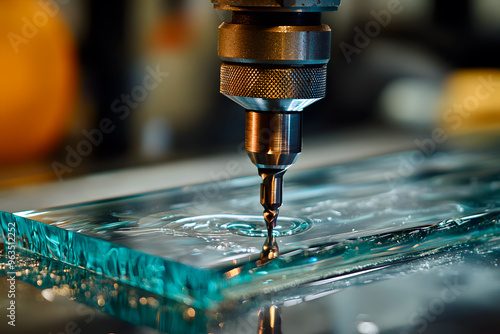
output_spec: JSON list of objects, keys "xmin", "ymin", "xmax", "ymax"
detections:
[
  {"xmin": 0, "ymin": 0, "xmax": 77, "ymax": 164},
  {"xmin": 151, "ymin": 12, "xmax": 197, "ymax": 52},
  {"xmin": 439, "ymin": 70, "xmax": 500, "ymax": 137}
]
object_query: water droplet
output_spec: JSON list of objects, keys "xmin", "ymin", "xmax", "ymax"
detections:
[{"xmin": 357, "ymin": 321, "xmax": 379, "ymax": 334}]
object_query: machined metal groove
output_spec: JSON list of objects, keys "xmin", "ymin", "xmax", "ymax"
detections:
[
  {"xmin": 221, "ymin": 64, "xmax": 327, "ymax": 99},
  {"xmin": 218, "ymin": 23, "xmax": 331, "ymax": 64},
  {"xmin": 213, "ymin": 0, "xmax": 340, "ymax": 12},
  {"xmin": 230, "ymin": 11, "xmax": 322, "ymax": 26}
]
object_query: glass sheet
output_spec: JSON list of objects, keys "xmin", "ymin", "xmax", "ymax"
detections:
[
  {"xmin": 220, "ymin": 238, "xmax": 500, "ymax": 334},
  {"xmin": 3, "ymin": 234, "xmax": 500, "ymax": 333},
  {"xmin": 2, "ymin": 148, "xmax": 500, "ymax": 310}
]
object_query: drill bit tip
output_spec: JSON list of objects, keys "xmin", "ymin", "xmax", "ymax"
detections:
[
  {"xmin": 258, "ymin": 168, "xmax": 285, "ymax": 263},
  {"xmin": 259, "ymin": 236, "xmax": 279, "ymax": 265}
]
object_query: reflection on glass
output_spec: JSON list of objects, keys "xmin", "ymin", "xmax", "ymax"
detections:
[{"xmin": 258, "ymin": 305, "xmax": 281, "ymax": 334}]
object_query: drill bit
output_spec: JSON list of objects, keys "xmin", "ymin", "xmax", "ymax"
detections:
[
  {"xmin": 259, "ymin": 168, "xmax": 284, "ymax": 238},
  {"xmin": 259, "ymin": 168, "xmax": 284, "ymax": 262}
]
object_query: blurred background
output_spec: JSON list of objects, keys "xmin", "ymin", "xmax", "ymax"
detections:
[{"xmin": 1, "ymin": 0, "xmax": 500, "ymax": 204}]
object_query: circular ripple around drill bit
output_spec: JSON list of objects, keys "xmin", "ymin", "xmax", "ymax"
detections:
[
  {"xmin": 157, "ymin": 214, "xmax": 313, "ymax": 238},
  {"xmin": 226, "ymin": 217, "xmax": 313, "ymax": 237}
]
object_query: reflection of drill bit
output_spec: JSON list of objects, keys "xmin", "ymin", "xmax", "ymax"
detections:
[{"xmin": 257, "ymin": 305, "xmax": 282, "ymax": 334}]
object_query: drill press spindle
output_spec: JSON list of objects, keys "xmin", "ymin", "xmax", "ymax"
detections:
[{"xmin": 212, "ymin": 0, "xmax": 340, "ymax": 256}]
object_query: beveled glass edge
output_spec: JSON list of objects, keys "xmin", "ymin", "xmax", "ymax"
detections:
[
  {"xmin": 0, "ymin": 247, "xmax": 213, "ymax": 333},
  {"xmin": 0, "ymin": 211, "xmax": 225, "ymax": 309}
]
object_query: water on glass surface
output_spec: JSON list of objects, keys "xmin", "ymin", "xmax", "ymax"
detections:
[{"xmin": 1, "ymin": 148, "xmax": 500, "ymax": 312}]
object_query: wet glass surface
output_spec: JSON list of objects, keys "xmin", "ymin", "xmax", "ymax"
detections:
[
  {"xmin": 1, "ymin": 148, "xmax": 500, "ymax": 315},
  {"xmin": 2, "ymin": 222, "xmax": 500, "ymax": 333}
]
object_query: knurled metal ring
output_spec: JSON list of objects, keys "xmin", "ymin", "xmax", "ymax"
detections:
[{"xmin": 221, "ymin": 64, "xmax": 327, "ymax": 99}]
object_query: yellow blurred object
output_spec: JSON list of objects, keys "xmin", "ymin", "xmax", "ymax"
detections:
[
  {"xmin": 0, "ymin": 0, "xmax": 77, "ymax": 164},
  {"xmin": 439, "ymin": 70, "xmax": 500, "ymax": 137}
]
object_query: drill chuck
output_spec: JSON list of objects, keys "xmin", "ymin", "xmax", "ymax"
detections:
[
  {"xmin": 221, "ymin": 64, "xmax": 327, "ymax": 112},
  {"xmin": 217, "ymin": 10, "xmax": 331, "ymax": 114},
  {"xmin": 212, "ymin": 0, "xmax": 339, "ymax": 244},
  {"xmin": 216, "ymin": 7, "xmax": 334, "ymax": 169}
]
